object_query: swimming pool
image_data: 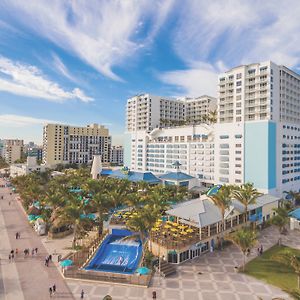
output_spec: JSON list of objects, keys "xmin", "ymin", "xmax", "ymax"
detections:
[{"xmin": 85, "ymin": 233, "xmax": 142, "ymax": 274}]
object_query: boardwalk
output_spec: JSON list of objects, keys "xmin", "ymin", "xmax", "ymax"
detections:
[{"xmin": 0, "ymin": 179, "xmax": 74, "ymax": 300}]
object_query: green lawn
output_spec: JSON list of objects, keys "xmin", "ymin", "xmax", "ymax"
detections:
[{"xmin": 244, "ymin": 245, "xmax": 300, "ymax": 297}]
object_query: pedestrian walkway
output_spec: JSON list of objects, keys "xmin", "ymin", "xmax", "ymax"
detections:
[{"xmin": 0, "ymin": 179, "xmax": 74, "ymax": 300}]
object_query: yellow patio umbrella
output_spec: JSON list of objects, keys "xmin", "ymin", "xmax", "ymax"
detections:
[
  {"xmin": 133, "ymin": 212, "xmax": 138, "ymax": 216},
  {"xmin": 186, "ymin": 228, "xmax": 194, "ymax": 233},
  {"xmin": 172, "ymin": 233, "xmax": 178, "ymax": 237},
  {"xmin": 178, "ymin": 225, "xmax": 186, "ymax": 230},
  {"xmin": 156, "ymin": 219, "xmax": 162, "ymax": 222},
  {"xmin": 172, "ymin": 222, "xmax": 179, "ymax": 226},
  {"xmin": 180, "ymin": 231, "xmax": 188, "ymax": 235},
  {"xmin": 124, "ymin": 212, "xmax": 131, "ymax": 215},
  {"xmin": 164, "ymin": 225, "xmax": 171, "ymax": 229},
  {"xmin": 171, "ymin": 228, "xmax": 178, "ymax": 232}
]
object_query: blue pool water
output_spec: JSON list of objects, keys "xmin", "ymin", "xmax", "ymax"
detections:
[{"xmin": 85, "ymin": 234, "xmax": 142, "ymax": 274}]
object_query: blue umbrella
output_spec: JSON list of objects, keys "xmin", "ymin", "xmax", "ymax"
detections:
[
  {"xmin": 136, "ymin": 267, "xmax": 150, "ymax": 275},
  {"xmin": 59, "ymin": 259, "xmax": 73, "ymax": 267}
]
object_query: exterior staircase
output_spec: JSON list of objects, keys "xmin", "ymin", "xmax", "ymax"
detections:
[{"xmin": 159, "ymin": 260, "xmax": 176, "ymax": 277}]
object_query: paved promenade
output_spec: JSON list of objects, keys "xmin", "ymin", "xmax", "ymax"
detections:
[{"xmin": 0, "ymin": 179, "xmax": 74, "ymax": 300}]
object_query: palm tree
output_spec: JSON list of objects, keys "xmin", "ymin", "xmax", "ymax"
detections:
[
  {"xmin": 58, "ymin": 193, "xmax": 92, "ymax": 248},
  {"xmin": 226, "ymin": 228, "xmax": 257, "ymax": 271},
  {"xmin": 272, "ymin": 250, "xmax": 300, "ymax": 288},
  {"xmin": 208, "ymin": 185, "xmax": 232, "ymax": 241},
  {"xmin": 91, "ymin": 192, "xmax": 112, "ymax": 236},
  {"xmin": 208, "ymin": 110, "xmax": 217, "ymax": 124},
  {"xmin": 272, "ymin": 206, "xmax": 289, "ymax": 234},
  {"xmin": 232, "ymin": 183, "xmax": 261, "ymax": 224},
  {"xmin": 283, "ymin": 190, "xmax": 300, "ymax": 206}
]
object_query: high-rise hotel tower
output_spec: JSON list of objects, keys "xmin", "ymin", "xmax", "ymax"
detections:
[{"xmin": 125, "ymin": 61, "xmax": 300, "ymax": 197}]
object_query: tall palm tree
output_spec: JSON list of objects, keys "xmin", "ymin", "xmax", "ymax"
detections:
[
  {"xmin": 208, "ymin": 185, "xmax": 232, "ymax": 236},
  {"xmin": 283, "ymin": 190, "xmax": 300, "ymax": 206},
  {"xmin": 208, "ymin": 110, "xmax": 217, "ymax": 124},
  {"xmin": 272, "ymin": 206, "xmax": 289, "ymax": 234},
  {"xmin": 226, "ymin": 228, "xmax": 257, "ymax": 271},
  {"xmin": 232, "ymin": 183, "xmax": 261, "ymax": 224},
  {"xmin": 58, "ymin": 193, "xmax": 91, "ymax": 248}
]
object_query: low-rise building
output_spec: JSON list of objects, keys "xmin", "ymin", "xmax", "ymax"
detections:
[
  {"xmin": 10, "ymin": 156, "xmax": 46, "ymax": 178},
  {"xmin": 150, "ymin": 193, "xmax": 280, "ymax": 264}
]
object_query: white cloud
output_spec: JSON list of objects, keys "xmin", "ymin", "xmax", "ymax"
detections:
[
  {"xmin": 0, "ymin": 56, "xmax": 93, "ymax": 102},
  {"xmin": 52, "ymin": 53, "xmax": 77, "ymax": 83},
  {"xmin": 160, "ymin": 0, "xmax": 300, "ymax": 96},
  {"xmin": 159, "ymin": 62, "xmax": 219, "ymax": 97},
  {"xmin": 0, "ymin": 114, "xmax": 62, "ymax": 127},
  {"xmin": 1, "ymin": 0, "xmax": 174, "ymax": 81}
]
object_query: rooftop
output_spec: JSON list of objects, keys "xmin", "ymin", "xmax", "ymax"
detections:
[{"xmin": 166, "ymin": 194, "xmax": 280, "ymax": 228}]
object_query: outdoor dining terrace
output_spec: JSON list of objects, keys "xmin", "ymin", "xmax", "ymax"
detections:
[{"xmin": 150, "ymin": 218, "xmax": 200, "ymax": 251}]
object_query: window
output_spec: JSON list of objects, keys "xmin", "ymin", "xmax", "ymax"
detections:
[
  {"xmin": 236, "ymin": 81, "xmax": 242, "ymax": 86},
  {"xmin": 236, "ymin": 73, "xmax": 242, "ymax": 79}
]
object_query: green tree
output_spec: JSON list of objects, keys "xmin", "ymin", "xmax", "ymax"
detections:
[
  {"xmin": 57, "ymin": 193, "xmax": 92, "ymax": 248},
  {"xmin": 226, "ymin": 228, "xmax": 257, "ymax": 271},
  {"xmin": 272, "ymin": 206, "xmax": 289, "ymax": 234},
  {"xmin": 232, "ymin": 183, "xmax": 261, "ymax": 224},
  {"xmin": 208, "ymin": 185, "xmax": 232, "ymax": 237}
]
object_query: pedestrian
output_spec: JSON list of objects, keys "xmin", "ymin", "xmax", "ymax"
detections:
[
  {"xmin": 15, "ymin": 232, "xmax": 18, "ymax": 239},
  {"xmin": 11, "ymin": 253, "xmax": 14, "ymax": 261},
  {"xmin": 8, "ymin": 201, "xmax": 11, "ymax": 206},
  {"xmin": 152, "ymin": 291, "xmax": 157, "ymax": 299},
  {"xmin": 8, "ymin": 254, "xmax": 11, "ymax": 262},
  {"xmin": 18, "ymin": 232, "xmax": 21, "ymax": 239},
  {"xmin": 35, "ymin": 247, "xmax": 38, "ymax": 254},
  {"xmin": 15, "ymin": 248, "xmax": 18, "ymax": 256},
  {"xmin": 49, "ymin": 254, "xmax": 52, "ymax": 261},
  {"xmin": 49, "ymin": 287, "xmax": 52, "ymax": 297},
  {"xmin": 52, "ymin": 284, "xmax": 56, "ymax": 295},
  {"xmin": 80, "ymin": 289, "xmax": 84, "ymax": 299}
]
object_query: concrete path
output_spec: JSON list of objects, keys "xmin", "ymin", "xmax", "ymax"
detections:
[{"xmin": 0, "ymin": 179, "xmax": 74, "ymax": 300}]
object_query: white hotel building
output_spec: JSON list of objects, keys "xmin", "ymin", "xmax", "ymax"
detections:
[{"xmin": 125, "ymin": 61, "xmax": 300, "ymax": 197}]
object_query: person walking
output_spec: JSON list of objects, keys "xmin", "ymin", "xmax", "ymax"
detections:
[
  {"xmin": 52, "ymin": 284, "xmax": 56, "ymax": 295},
  {"xmin": 49, "ymin": 287, "xmax": 52, "ymax": 297},
  {"xmin": 15, "ymin": 232, "xmax": 18, "ymax": 239},
  {"xmin": 35, "ymin": 247, "xmax": 38, "ymax": 254},
  {"xmin": 16, "ymin": 248, "xmax": 18, "ymax": 255},
  {"xmin": 80, "ymin": 289, "xmax": 84, "ymax": 299},
  {"xmin": 8, "ymin": 254, "xmax": 11, "ymax": 263}
]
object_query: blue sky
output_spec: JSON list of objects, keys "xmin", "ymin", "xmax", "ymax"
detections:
[{"xmin": 0, "ymin": 0, "xmax": 300, "ymax": 145}]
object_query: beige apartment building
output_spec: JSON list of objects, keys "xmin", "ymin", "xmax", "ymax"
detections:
[
  {"xmin": 43, "ymin": 123, "xmax": 111, "ymax": 166},
  {"xmin": 3, "ymin": 139, "xmax": 24, "ymax": 164}
]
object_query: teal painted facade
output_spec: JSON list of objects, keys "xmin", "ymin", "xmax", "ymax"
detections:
[{"xmin": 244, "ymin": 121, "xmax": 276, "ymax": 190}]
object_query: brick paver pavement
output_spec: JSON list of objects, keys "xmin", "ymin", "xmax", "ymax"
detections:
[{"xmin": 0, "ymin": 179, "xmax": 74, "ymax": 300}]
